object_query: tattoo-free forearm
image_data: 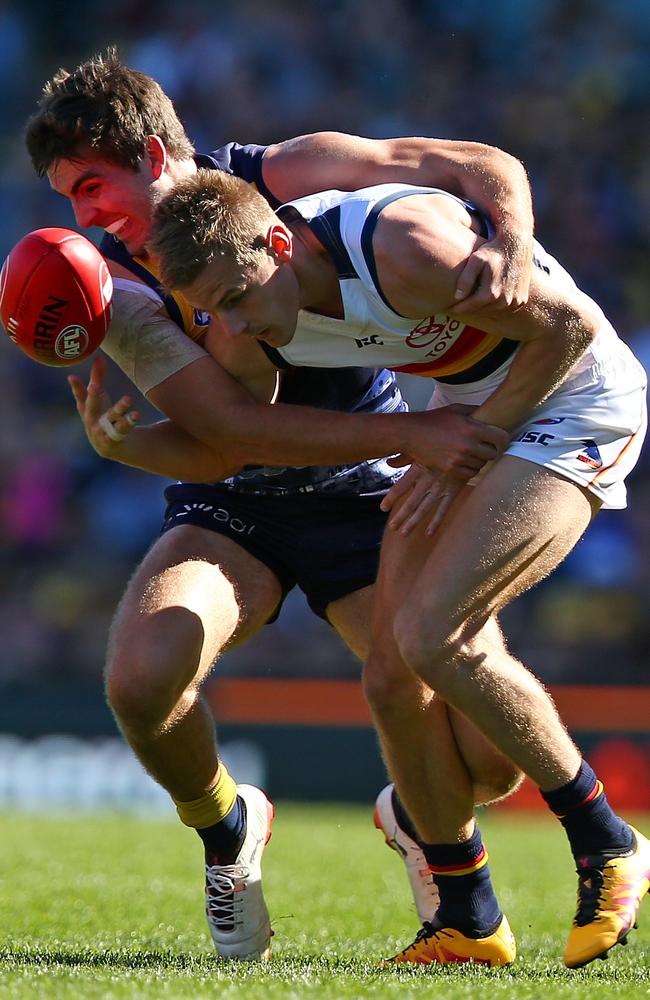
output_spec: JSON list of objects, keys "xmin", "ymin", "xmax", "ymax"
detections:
[
  {"xmin": 473, "ymin": 304, "xmax": 598, "ymax": 432},
  {"xmin": 397, "ymin": 138, "xmax": 532, "ymax": 242},
  {"xmin": 105, "ymin": 420, "xmax": 241, "ymax": 481}
]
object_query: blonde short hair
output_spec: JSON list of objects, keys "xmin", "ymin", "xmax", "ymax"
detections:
[{"xmin": 150, "ymin": 170, "xmax": 277, "ymax": 289}]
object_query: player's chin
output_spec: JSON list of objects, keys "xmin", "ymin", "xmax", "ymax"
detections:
[
  {"xmin": 272, "ymin": 320, "xmax": 297, "ymax": 347},
  {"xmin": 258, "ymin": 327, "xmax": 286, "ymax": 347},
  {"xmin": 120, "ymin": 224, "xmax": 148, "ymax": 257},
  {"xmin": 123, "ymin": 236, "xmax": 148, "ymax": 257}
]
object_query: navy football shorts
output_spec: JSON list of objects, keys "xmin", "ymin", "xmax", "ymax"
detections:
[{"xmin": 161, "ymin": 482, "xmax": 389, "ymax": 621}]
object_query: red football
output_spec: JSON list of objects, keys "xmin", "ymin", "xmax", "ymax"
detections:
[{"xmin": 0, "ymin": 228, "xmax": 113, "ymax": 367}]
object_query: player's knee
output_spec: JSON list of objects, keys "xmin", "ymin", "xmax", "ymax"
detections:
[
  {"xmin": 394, "ymin": 603, "xmax": 490, "ymax": 691},
  {"xmin": 393, "ymin": 605, "xmax": 454, "ymax": 684},
  {"xmin": 104, "ymin": 664, "xmax": 174, "ymax": 730},
  {"xmin": 105, "ymin": 612, "xmax": 205, "ymax": 728},
  {"xmin": 105, "ymin": 671, "xmax": 138, "ymax": 727},
  {"xmin": 362, "ymin": 649, "xmax": 413, "ymax": 713}
]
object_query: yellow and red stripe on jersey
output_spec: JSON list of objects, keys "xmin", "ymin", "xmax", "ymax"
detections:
[{"xmin": 391, "ymin": 323, "xmax": 504, "ymax": 378}]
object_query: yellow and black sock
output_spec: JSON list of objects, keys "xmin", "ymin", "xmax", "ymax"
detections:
[{"xmin": 174, "ymin": 764, "xmax": 245, "ymax": 862}]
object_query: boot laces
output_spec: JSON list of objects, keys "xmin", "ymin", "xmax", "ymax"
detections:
[
  {"xmin": 404, "ymin": 920, "xmax": 447, "ymax": 952},
  {"xmin": 574, "ymin": 864, "xmax": 606, "ymax": 927},
  {"xmin": 205, "ymin": 862, "xmax": 249, "ymax": 929}
]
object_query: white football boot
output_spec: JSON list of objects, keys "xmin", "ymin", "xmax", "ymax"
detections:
[
  {"xmin": 205, "ymin": 784, "xmax": 275, "ymax": 960},
  {"xmin": 374, "ymin": 783, "xmax": 440, "ymax": 923}
]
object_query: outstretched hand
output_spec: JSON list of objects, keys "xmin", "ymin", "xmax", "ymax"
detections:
[
  {"xmin": 381, "ymin": 464, "xmax": 464, "ymax": 537},
  {"xmin": 450, "ymin": 232, "xmax": 534, "ymax": 316},
  {"xmin": 68, "ymin": 356, "xmax": 140, "ymax": 457}
]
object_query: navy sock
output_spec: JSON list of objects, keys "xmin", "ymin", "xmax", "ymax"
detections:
[
  {"xmin": 541, "ymin": 760, "xmax": 633, "ymax": 860},
  {"xmin": 422, "ymin": 826, "xmax": 502, "ymax": 937},
  {"xmin": 197, "ymin": 795, "xmax": 247, "ymax": 864}
]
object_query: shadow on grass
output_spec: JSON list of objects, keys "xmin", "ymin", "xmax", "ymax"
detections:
[
  {"xmin": 0, "ymin": 946, "xmax": 211, "ymax": 973},
  {"xmin": 0, "ymin": 945, "xmax": 647, "ymax": 984}
]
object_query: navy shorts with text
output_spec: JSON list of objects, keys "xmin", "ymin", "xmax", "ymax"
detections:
[{"xmin": 161, "ymin": 482, "xmax": 389, "ymax": 621}]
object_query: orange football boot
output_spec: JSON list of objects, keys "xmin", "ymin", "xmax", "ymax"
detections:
[
  {"xmin": 384, "ymin": 914, "xmax": 516, "ymax": 967},
  {"xmin": 564, "ymin": 826, "xmax": 650, "ymax": 968}
]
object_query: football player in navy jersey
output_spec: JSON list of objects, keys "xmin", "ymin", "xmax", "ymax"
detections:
[
  {"xmin": 25, "ymin": 48, "xmax": 541, "ymax": 961},
  {"xmin": 148, "ymin": 167, "xmax": 649, "ymax": 969}
]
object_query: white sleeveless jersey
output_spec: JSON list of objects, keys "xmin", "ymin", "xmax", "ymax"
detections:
[
  {"xmin": 273, "ymin": 183, "xmax": 615, "ymax": 384},
  {"xmin": 267, "ymin": 185, "xmax": 646, "ymax": 510}
]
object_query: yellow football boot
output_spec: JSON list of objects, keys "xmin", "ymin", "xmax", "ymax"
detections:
[
  {"xmin": 384, "ymin": 914, "xmax": 516, "ymax": 967},
  {"xmin": 564, "ymin": 826, "xmax": 650, "ymax": 968}
]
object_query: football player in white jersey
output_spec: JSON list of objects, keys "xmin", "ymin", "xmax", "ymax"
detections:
[
  {"xmin": 26, "ymin": 50, "xmax": 539, "ymax": 963},
  {"xmin": 149, "ymin": 170, "xmax": 649, "ymax": 969}
]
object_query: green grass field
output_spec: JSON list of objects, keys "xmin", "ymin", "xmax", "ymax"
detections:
[{"xmin": 0, "ymin": 805, "xmax": 648, "ymax": 998}]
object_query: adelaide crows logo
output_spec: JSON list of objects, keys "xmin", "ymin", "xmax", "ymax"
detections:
[{"xmin": 577, "ymin": 439, "xmax": 603, "ymax": 470}]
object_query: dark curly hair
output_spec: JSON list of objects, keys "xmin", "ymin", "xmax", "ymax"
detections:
[{"xmin": 25, "ymin": 47, "xmax": 195, "ymax": 176}]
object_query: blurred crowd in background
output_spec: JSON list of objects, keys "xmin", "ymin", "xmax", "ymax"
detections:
[{"xmin": 1, "ymin": 0, "xmax": 650, "ymax": 715}]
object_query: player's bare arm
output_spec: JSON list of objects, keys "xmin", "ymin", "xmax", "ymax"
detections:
[
  {"xmin": 102, "ymin": 281, "xmax": 506, "ymax": 479},
  {"xmin": 261, "ymin": 132, "xmax": 534, "ymax": 311},
  {"xmin": 148, "ymin": 353, "xmax": 508, "ymax": 479},
  {"xmin": 68, "ymin": 356, "xmax": 241, "ymax": 481},
  {"xmin": 72, "ymin": 325, "xmax": 503, "ymax": 484},
  {"xmin": 378, "ymin": 192, "xmax": 600, "ymax": 535},
  {"xmin": 375, "ymin": 192, "xmax": 599, "ymax": 431}
]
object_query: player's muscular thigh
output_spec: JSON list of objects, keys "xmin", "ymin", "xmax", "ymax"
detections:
[
  {"xmin": 107, "ymin": 525, "xmax": 283, "ymax": 689},
  {"xmin": 396, "ymin": 460, "xmax": 596, "ymax": 663}
]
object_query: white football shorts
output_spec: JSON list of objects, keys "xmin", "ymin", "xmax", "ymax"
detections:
[{"xmin": 427, "ymin": 325, "xmax": 648, "ymax": 510}]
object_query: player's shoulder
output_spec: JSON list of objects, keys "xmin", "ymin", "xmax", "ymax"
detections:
[
  {"xmin": 196, "ymin": 142, "xmax": 280, "ymax": 208},
  {"xmin": 100, "ymin": 237, "xmax": 165, "ymax": 311},
  {"xmin": 100, "ymin": 234, "xmax": 208, "ymax": 340}
]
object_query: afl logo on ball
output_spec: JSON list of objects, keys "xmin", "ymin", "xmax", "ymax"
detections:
[{"xmin": 55, "ymin": 324, "xmax": 90, "ymax": 359}]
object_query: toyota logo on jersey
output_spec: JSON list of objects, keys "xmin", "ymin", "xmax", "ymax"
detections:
[{"xmin": 406, "ymin": 316, "xmax": 463, "ymax": 354}]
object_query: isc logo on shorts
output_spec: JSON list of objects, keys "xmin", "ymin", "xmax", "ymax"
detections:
[{"xmin": 515, "ymin": 430, "xmax": 556, "ymax": 446}]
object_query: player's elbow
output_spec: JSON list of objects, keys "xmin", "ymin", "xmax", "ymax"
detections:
[
  {"xmin": 195, "ymin": 451, "xmax": 244, "ymax": 483},
  {"xmin": 469, "ymin": 140, "xmax": 528, "ymax": 179},
  {"xmin": 492, "ymin": 146, "xmax": 527, "ymax": 176}
]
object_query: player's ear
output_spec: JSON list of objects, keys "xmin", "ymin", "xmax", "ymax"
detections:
[
  {"xmin": 266, "ymin": 224, "xmax": 293, "ymax": 261},
  {"xmin": 145, "ymin": 135, "xmax": 167, "ymax": 180}
]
